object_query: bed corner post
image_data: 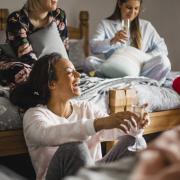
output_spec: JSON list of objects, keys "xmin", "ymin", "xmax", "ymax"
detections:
[
  {"xmin": 79, "ymin": 11, "xmax": 89, "ymax": 57},
  {"xmin": 0, "ymin": 9, "xmax": 9, "ymax": 30}
]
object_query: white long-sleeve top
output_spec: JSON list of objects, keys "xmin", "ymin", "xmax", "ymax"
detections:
[
  {"xmin": 23, "ymin": 100, "xmax": 125, "ymax": 180},
  {"xmin": 90, "ymin": 19, "xmax": 168, "ymax": 59}
]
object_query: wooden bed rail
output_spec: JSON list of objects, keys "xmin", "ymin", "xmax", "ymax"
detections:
[{"xmin": 0, "ymin": 130, "xmax": 27, "ymax": 157}]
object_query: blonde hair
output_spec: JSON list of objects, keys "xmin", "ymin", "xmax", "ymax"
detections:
[{"xmin": 25, "ymin": 0, "xmax": 44, "ymax": 12}]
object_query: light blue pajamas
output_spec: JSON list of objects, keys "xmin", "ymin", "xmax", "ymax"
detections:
[{"xmin": 85, "ymin": 19, "xmax": 171, "ymax": 84}]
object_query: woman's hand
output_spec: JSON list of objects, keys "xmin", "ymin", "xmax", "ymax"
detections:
[
  {"xmin": 110, "ymin": 30, "xmax": 128, "ymax": 45},
  {"xmin": 94, "ymin": 111, "xmax": 139, "ymax": 133},
  {"xmin": 94, "ymin": 106, "xmax": 150, "ymax": 135},
  {"xmin": 18, "ymin": 43, "xmax": 33, "ymax": 57},
  {"xmin": 15, "ymin": 66, "xmax": 32, "ymax": 84}
]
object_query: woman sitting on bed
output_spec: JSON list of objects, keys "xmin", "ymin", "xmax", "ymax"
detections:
[
  {"xmin": 10, "ymin": 53, "xmax": 149, "ymax": 180},
  {"xmin": 84, "ymin": 0, "xmax": 171, "ymax": 84},
  {"xmin": 5, "ymin": 0, "xmax": 68, "ymax": 84}
]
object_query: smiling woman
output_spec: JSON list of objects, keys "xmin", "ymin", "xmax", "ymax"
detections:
[
  {"xmin": 85, "ymin": 0, "xmax": 171, "ymax": 85},
  {"xmin": 10, "ymin": 53, "xmax": 149, "ymax": 180}
]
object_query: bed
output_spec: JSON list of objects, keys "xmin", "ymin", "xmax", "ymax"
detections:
[{"xmin": 0, "ymin": 9, "xmax": 180, "ymax": 157}]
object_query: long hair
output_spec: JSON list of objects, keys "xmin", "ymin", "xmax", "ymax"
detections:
[
  {"xmin": 107, "ymin": 0, "xmax": 143, "ymax": 49},
  {"xmin": 25, "ymin": 0, "xmax": 44, "ymax": 12},
  {"xmin": 10, "ymin": 53, "xmax": 63, "ymax": 109}
]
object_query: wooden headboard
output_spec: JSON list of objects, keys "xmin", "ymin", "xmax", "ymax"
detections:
[{"xmin": 0, "ymin": 9, "xmax": 89, "ymax": 56}]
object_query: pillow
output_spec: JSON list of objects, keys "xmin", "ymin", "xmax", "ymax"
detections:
[
  {"xmin": 100, "ymin": 46, "xmax": 151, "ymax": 78},
  {"xmin": 29, "ymin": 21, "xmax": 68, "ymax": 59},
  {"xmin": 69, "ymin": 39, "xmax": 85, "ymax": 70},
  {"xmin": 0, "ymin": 43, "xmax": 16, "ymax": 58},
  {"xmin": 0, "ymin": 96, "xmax": 22, "ymax": 131}
]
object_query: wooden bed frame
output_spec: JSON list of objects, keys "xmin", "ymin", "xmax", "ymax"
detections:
[
  {"xmin": 106, "ymin": 88, "xmax": 180, "ymax": 151},
  {"xmin": 0, "ymin": 9, "xmax": 180, "ymax": 157},
  {"xmin": 0, "ymin": 9, "xmax": 89, "ymax": 157},
  {"xmin": 109, "ymin": 88, "xmax": 180, "ymax": 135}
]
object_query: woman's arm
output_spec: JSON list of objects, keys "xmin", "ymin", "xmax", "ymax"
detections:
[
  {"xmin": 143, "ymin": 22, "xmax": 168, "ymax": 57},
  {"xmin": 90, "ymin": 21, "xmax": 117, "ymax": 55},
  {"xmin": 6, "ymin": 11, "xmax": 37, "ymax": 65},
  {"xmin": 23, "ymin": 108, "xmax": 96, "ymax": 146},
  {"xmin": 90, "ymin": 20, "xmax": 128, "ymax": 56}
]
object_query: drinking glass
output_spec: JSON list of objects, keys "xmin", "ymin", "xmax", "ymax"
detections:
[
  {"xmin": 128, "ymin": 104, "xmax": 147, "ymax": 152},
  {"xmin": 122, "ymin": 19, "xmax": 130, "ymax": 32},
  {"xmin": 121, "ymin": 19, "xmax": 130, "ymax": 46}
]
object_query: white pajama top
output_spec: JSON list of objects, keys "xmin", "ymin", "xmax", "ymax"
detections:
[{"xmin": 23, "ymin": 100, "xmax": 125, "ymax": 180}]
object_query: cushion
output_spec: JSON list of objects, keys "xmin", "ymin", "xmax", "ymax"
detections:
[
  {"xmin": 0, "ymin": 96, "xmax": 23, "ymax": 131},
  {"xmin": 29, "ymin": 21, "xmax": 68, "ymax": 59},
  {"xmin": 100, "ymin": 46, "xmax": 151, "ymax": 78},
  {"xmin": 0, "ymin": 43, "xmax": 16, "ymax": 58},
  {"xmin": 172, "ymin": 76, "xmax": 180, "ymax": 94},
  {"xmin": 69, "ymin": 39, "xmax": 85, "ymax": 70}
]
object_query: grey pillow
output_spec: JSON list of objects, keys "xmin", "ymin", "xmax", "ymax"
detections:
[
  {"xmin": 69, "ymin": 39, "xmax": 85, "ymax": 70},
  {"xmin": 0, "ymin": 96, "xmax": 22, "ymax": 131},
  {"xmin": 29, "ymin": 21, "xmax": 68, "ymax": 59}
]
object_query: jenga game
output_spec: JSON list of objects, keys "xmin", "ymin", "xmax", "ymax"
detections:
[{"xmin": 109, "ymin": 88, "xmax": 138, "ymax": 113}]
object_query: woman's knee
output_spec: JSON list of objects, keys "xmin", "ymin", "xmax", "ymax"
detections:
[
  {"xmin": 46, "ymin": 142, "xmax": 93, "ymax": 180},
  {"xmin": 52, "ymin": 142, "xmax": 93, "ymax": 166}
]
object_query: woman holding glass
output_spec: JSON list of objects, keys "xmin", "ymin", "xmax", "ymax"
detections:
[
  {"xmin": 10, "ymin": 53, "xmax": 149, "ymax": 180},
  {"xmin": 85, "ymin": 0, "xmax": 171, "ymax": 84}
]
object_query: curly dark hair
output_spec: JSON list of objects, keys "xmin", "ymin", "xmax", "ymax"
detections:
[{"xmin": 10, "ymin": 53, "xmax": 63, "ymax": 109}]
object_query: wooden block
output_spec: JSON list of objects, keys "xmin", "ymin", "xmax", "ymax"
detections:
[
  {"xmin": 126, "ymin": 105, "xmax": 132, "ymax": 112},
  {"xmin": 125, "ymin": 88, "xmax": 137, "ymax": 106},
  {"xmin": 109, "ymin": 89, "xmax": 126, "ymax": 107},
  {"xmin": 110, "ymin": 106, "xmax": 125, "ymax": 113}
]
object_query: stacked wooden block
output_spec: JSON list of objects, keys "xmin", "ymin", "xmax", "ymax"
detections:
[{"xmin": 109, "ymin": 88, "xmax": 138, "ymax": 113}]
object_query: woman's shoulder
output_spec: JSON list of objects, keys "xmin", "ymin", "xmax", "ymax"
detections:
[
  {"xmin": 24, "ymin": 105, "xmax": 48, "ymax": 117},
  {"xmin": 139, "ymin": 19, "xmax": 154, "ymax": 28},
  {"xmin": 7, "ymin": 7, "xmax": 29, "ymax": 28},
  {"xmin": 8, "ymin": 8, "xmax": 27, "ymax": 21}
]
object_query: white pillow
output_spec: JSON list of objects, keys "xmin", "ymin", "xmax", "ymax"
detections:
[
  {"xmin": 100, "ymin": 46, "xmax": 151, "ymax": 78},
  {"xmin": 29, "ymin": 22, "xmax": 68, "ymax": 59}
]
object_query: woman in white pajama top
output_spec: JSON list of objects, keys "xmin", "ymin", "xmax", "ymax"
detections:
[
  {"xmin": 10, "ymin": 53, "xmax": 149, "ymax": 180},
  {"xmin": 85, "ymin": 0, "xmax": 171, "ymax": 84}
]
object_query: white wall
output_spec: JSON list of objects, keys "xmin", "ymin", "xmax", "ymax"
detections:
[
  {"xmin": 141, "ymin": 0, "xmax": 180, "ymax": 70},
  {"xmin": 1, "ymin": 0, "xmax": 179, "ymax": 70}
]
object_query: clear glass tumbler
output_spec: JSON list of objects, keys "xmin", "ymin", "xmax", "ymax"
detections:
[{"xmin": 128, "ymin": 104, "xmax": 147, "ymax": 152}]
